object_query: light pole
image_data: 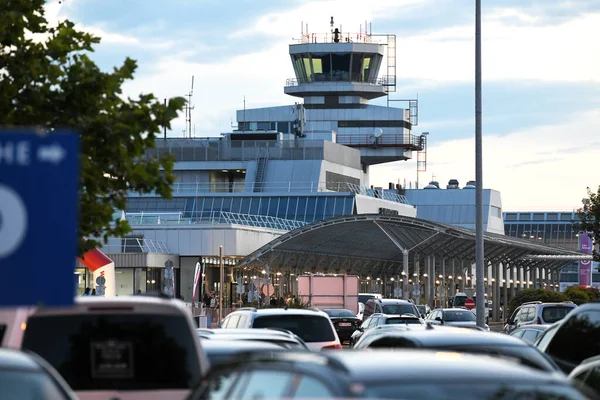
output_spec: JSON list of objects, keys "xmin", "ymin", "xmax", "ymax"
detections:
[{"xmin": 474, "ymin": 0, "xmax": 485, "ymax": 328}]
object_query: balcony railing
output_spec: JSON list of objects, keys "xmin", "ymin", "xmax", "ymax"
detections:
[
  {"xmin": 285, "ymin": 75, "xmax": 390, "ymax": 87},
  {"xmin": 336, "ymin": 134, "xmax": 425, "ymax": 151}
]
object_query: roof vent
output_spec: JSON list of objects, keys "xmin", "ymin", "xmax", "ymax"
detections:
[
  {"xmin": 463, "ymin": 180, "xmax": 476, "ymax": 189},
  {"xmin": 424, "ymin": 181, "xmax": 439, "ymax": 189},
  {"xmin": 446, "ymin": 179, "xmax": 459, "ymax": 189}
]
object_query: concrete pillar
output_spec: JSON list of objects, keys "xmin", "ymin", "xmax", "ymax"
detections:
[
  {"xmin": 493, "ymin": 263, "xmax": 500, "ymax": 322},
  {"xmin": 509, "ymin": 265, "xmax": 516, "ymax": 300},
  {"xmin": 424, "ymin": 256, "xmax": 431, "ymax": 307},
  {"xmin": 502, "ymin": 265, "xmax": 508, "ymax": 322},
  {"xmin": 430, "ymin": 255, "xmax": 436, "ymax": 308},
  {"xmin": 402, "ymin": 250, "xmax": 409, "ymax": 300},
  {"xmin": 415, "ymin": 254, "xmax": 421, "ymax": 304}
]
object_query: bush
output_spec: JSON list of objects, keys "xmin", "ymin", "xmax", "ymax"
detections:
[
  {"xmin": 507, "ymin": 289, "xmax": 569, "ymax": 317},
  {"xmin": 564, "ymin": 286, "xmax": 600, "ymax": 305}
]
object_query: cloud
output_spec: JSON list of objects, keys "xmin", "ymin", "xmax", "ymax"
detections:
[
  {"xmin": 370, "ymin": 109, "xmax": 600, "ymax": 211},
  {"xmin": 396, "ymin": 10, "xmax": 600, "ymax": 83}
]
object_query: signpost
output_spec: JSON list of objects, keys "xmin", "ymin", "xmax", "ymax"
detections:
[
  {"xmin": 465, "ymin": 298, "xmax": 475, "ymax": 310},
  {"xmin": 0, "ymin": 130, "xmax": 79, "ymax": 306}
]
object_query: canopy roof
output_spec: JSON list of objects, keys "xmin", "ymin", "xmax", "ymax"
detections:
[{"xmin": 237, "ymin": 214, "xmax": 591, "ymax": 276}]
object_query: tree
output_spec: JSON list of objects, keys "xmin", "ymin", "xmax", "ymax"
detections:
[
  {"xmin": 1, "ymin": 0, "xmax": 184, "ymax": 255},
  {"xmin": 575, "ymin": 186, "xmax": 600, "ymax": 262}
]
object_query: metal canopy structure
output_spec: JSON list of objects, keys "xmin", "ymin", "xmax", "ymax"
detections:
[{"xmin": 237, "ymin": 214, "xmax": 591, "ymax": 275}]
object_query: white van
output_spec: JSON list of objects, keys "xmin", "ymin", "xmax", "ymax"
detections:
[{"xmin": 15, "ymin": 296, "xmax": 209, "ymax": 400}]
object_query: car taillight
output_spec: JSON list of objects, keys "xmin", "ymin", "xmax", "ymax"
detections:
[
  {"xmin": 323, "ymin": 344, "xmax": 343, "ymax": 350},
  {"xmin": 536, "ymin": 316, "xmax": 542, "ymax": 324}
]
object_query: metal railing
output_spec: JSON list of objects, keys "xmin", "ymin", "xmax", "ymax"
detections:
[
  {"xmin": 164, "ymin": 181, "xmax": 410, "ymax": 204},
  {"xmin": 285, "ymin": 76, "xmax": 389, "ymax": 87},
  {"xmin": 345, "ymin": 183, "xmax": 410, "ymax": 204},
  {"xmin": 101, "ymin": 238, "xmax": 171, "ymax": 254},
  {"xmin": 293, "ymin": 32, "xmax": 385, "ymax": 45},
  {"xmin": 144, "ymin": 139, "xmax": 327, "ymax": 162},
  {"xmin": 336, "ymin": 133, "xmax": 425, "ymax": 150},
  {"xmin": 124, "ymin": 211, "xmax": 308, "ymax": 231}
]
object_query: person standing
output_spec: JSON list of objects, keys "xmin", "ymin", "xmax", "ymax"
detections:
[{"xmin": 83, "ymin": 287, "xmax": 91, "ymax": 296}]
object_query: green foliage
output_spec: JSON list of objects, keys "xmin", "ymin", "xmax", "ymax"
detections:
[
  {"xmin": 563, "ymin": 286, "xmax": 591, "ymax": 305},
  {"xmin": 575, "ymin": 186, "xmax": 600, "ymax": 262},
  {"xmin": 507, "ymin": 289, "xmax": 569, "ymax": 317},
  {"xmin": 563, "ymin": 286, "xmax": 600, "ymax": 305},
  {"xmin": 0, "ymin": 0, "xmax": 185, "ymax": 255}
]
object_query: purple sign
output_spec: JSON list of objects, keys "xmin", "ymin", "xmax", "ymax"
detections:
[{"xmin": 579, "ymin": 232, "xmax": 593, "ymax": 287}]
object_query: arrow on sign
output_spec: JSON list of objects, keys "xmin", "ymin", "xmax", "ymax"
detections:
[{"xmin": 37, "ymin": 144, "xmax": 66, "ymax": 164}]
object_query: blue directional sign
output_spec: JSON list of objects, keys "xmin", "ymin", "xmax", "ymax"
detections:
[{"xmin": 0, "ymin": 130, "xmax": 79, "ymax": 306}]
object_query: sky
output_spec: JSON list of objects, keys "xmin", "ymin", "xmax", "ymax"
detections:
[{"xmin": 46, "ymin": 0, "xmax": 600, "ymax": 212}]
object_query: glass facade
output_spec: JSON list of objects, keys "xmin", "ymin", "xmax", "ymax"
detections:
[
  {"xmin": 126, "ymin": 195, "xmax": 355, "ymax": 223},
  {"xmin": 291, "ymin": 53, "xmax": 383, "ymax": 84},
  {"xmin": 503, "ymin": 211, "xmax": 599, "ymax": 286}
]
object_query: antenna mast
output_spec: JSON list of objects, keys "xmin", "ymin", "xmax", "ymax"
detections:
[{"xmin": 184, "ymin": 76, "xmax": 195, "ymax": 137}]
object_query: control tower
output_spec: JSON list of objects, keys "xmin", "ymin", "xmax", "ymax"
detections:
[{"xmin": 235, "ymin": 18, "xmax": 425, "ymax": 166}]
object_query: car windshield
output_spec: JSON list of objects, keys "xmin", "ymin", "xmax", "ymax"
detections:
[
  {"xmin": 444, "ymin": 311, "xmax": 476, "ymax": 322},
  {"xmin": 382, "ymin": 305, "xmax": 417, "ymax": 316},
  {"xmin": 0, "ymin": 370, "xmax": 69, "ymax": 399},
  {"xmin": 358, "ymin": 382, "xmax": 587, "ymax": 399},
  {"xmin": 324, "ymin": 309, "xmax": 356, "ymax": 318},
  {"xmin": 386, "ymin": 318, "xmax": 422, "ymax": 325},
  {"xmin": 454, "ymin": 297, "xmax": 467, "ymax": 307},
  {"xmin": 542, "ymin": 306, "xmax": 574, "ymax": 323},
  {"xmin": 359, "ymin": 295, "xmax": 376, "ymax": 304},
  {"xmin": 252, "ymin": 315, "xmax": 335, "ymax": 343},
  {"xmin": 21, "ymin": 314, "xmax": 202, "ymax": 391}
]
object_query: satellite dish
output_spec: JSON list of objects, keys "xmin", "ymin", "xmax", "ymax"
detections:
[{"xmin": 373, "ymin": 128, "xmax": 383, "ymax": 138}]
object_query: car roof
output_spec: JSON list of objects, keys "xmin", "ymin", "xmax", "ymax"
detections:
[
  {"xmin": 236, "ymin": 308, "xmax": 329, "ymax": 317},
  {"xmin": 438, "ymin": 308, "xmax": 473, "ymax": 312},
  {"xmin": 371, "ymin": 299, "xmax": 415, "ymax": 304},
  {"xmin": 201, "ymin": 328, "xmax": 293, "ymax": 336},
  {"xmin": 513, "ymin": 325, "xmax": 549, "ymax": 332},
  {"xmin": 376, "ymin": 326, "xmax": 529, "ymax": 347},
  {"xmin": 29, "ymin": 296, "xmax": 189, "ymax": 316},
  {"xmin": 201, "ymin": 339, "xmax": 285, "ymax": 352},
  {"xmin": 328, "ymin": 350, "xmax": 566, "ymax": 383},
  {"xmin": 0, "ymin": 348, "xmax": 42, "ymax": 371}
]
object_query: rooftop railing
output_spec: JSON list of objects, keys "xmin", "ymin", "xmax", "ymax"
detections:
[
  {"xmin": 293, "ymin": 32, "xmax": 385, "ymax": 45},
  {"xmin": 124, "ymin": 211, "xmax": 308, "ymax": 231},
  {"xmin": 144, "ymin": 139, "xmax": 327, "ymax": 162},
  {"xmin": 161, "ymin": 181, "xmax": 410, "ymax": 204},
  {"xmin": 100, "ymin": 238, "xmax": 171, "ymax": 254}
]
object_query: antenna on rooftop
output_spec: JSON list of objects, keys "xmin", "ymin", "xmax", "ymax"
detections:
[{"xmin": 184, "ymin": 76, "xmax": 195, "ymax": 138}]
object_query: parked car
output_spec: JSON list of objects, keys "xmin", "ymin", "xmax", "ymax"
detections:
[
  {"xmin": 0, "ymin": 347, "xmax": 78, "ymax": 400},
  {"xmin": 19, "ymin": 296, "xmax": 208, "ymax": 400},
  {"xmin": 535, "ymin": 301, "xmax": 600, "ymax": 374},
  {"xmin": 508, "ymin": 325, "xmax": 549, "ymax": 344},
  {"xmin": 416, "ymin": 304, "xmax": 431, "ymax": 318},
  {"xmin": 362, "ymin": 298, "xmax": 421, "ymax": 321},
  {"xmin": 327, "ymin": 350, "xmax": 593, "ymax": 399},
  {"xmin": 185, "ymin": 351, "xmax": 353, "ymax": 399},
  {"xmin": 200, "ymin": 339, "xmax": 285, "ymax": 366},
  {"xmin": 503, "ymin": 301, "xmax": 577, "ymax": 334},
  {"xmin": 196, "ymin": 328, "xmax": 309, "ymax": 350},
  {"xmin": 349, "ymin": 313, "xmax": 423, "ymax": 346},
  {"xmin": 568, "ymin": 355, "xmax": 600, "ymax": 397},
  {"xmin": 425, "ymin": 308, "xmax": 490, "ymax": 331},
  {"xmin": 219, "ymin": 307, "xmax": 342, "ymax": 350},
  {"xmin": 354, "ymin": 325, "xmax": 560, "ymax": 373},
  {"xmin": 191, "ymin": 349, "xmax": 594, "ymax": 399},
  {"xmin": 352, "ymin": 324, "xmax": 427, "ymax": 349},
  {"xmin": 321, "ymin": 308, "xmax": 362, "ymax": 342}
]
